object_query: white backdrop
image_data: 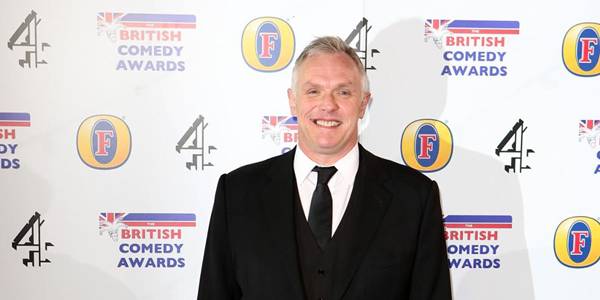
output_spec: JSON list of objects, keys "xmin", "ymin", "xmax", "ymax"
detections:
[{"xmin": 2, "ymin": 1, "xmax": 599, "ymax": 299}]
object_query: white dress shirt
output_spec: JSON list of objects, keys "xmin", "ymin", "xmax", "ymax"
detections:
[{"xmin": 293, "ymin": 144, "xmax": 359, "ymax": 236}]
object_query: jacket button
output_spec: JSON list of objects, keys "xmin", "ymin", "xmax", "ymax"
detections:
[{"xmin": 317, "ymin": 269, "xmax": 325, "ymax": 275}]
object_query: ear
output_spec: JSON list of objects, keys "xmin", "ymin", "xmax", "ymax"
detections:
[
  {"xmin": 358, "ymin": 92, "xmax": 371, "ymax": 118},
  {"xmin": 287, "ymin": 88, "xmax": 297, "ymax": 115}
]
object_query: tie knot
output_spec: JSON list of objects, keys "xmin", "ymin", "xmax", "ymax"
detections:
[{"xmin": 312, "ymin": 166, "xmax": 337, "ymax": 185}]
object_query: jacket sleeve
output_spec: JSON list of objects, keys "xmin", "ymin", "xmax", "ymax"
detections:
[
  {"xmin": 408, "ymin": 180, "xmax": 453, "ymax": 300},
  {"xmin": 197, "ymin": 174, "xmax": 241, "ymax": 300}
]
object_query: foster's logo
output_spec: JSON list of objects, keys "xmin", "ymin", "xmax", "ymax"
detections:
[
  {"xmin": 554, "ymin": 216, "xmax": 600, "ymax": 268},
  {"xmin": 401, "ymin": 119, "xmax": 453, "ymax": 172},
  {"xmin": 563, "ymin": 23, "xmax": 600, "ymax": 76},
  {"xmin": 241, "ymin": 17, "xmax": 294, "ymax": 72},
  {"xmin": 77, "ymin": 115, "xmax": 131, "ymax": 169}
]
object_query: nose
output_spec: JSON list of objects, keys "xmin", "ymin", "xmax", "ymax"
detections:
[{"xmin": 319, "ymin": 91, "xmax": 339, "ymax": 111}]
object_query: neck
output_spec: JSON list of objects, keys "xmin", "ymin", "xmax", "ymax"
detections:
[{"xmin": 297, "ymin": 142, "xmax": 357, "ymax": 166}]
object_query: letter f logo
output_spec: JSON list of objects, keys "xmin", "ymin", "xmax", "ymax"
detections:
[
  {"xmin": 579, "ymin": 37, "xmax": 598, "ymax": 63},
  {"xmin": 95, "ymin": 130, "xmax": 114, "ymax": 156},
  {"xmin": 417, "ymin": 134, "xmax": 437, "ymax": 159},
  {"xmin": 259, "ymin": 32, "xmax": 278, "ymax": 58}
]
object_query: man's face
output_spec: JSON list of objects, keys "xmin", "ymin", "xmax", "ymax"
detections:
[{"xmin": 288, "ymin": 52, "xmax": 370, "ymax": 162}]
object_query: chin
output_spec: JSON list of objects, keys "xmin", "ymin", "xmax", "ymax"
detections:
[{"xmin": 314, "ymin": 143, "xmax": 344, "ymax": 154}]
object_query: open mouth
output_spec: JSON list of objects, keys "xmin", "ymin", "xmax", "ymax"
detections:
[{"xmin": 313, "ymin": 119, "xmax": 341, "ymax": 128}]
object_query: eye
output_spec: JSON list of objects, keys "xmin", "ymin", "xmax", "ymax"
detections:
[
  {"xmin": 338, "ymin": 89, "xmax": 352, "ymax": 96},
  {"xmin": 306, "ymin": 89, "xmax": 318, "ymax": 95}
]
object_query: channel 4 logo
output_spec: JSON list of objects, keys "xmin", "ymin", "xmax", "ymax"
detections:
[
  {"xmin": 7, "ymin": 10, "xmax": 50, "ymax": 68},
  {"xmin": 563, "ymin": 23, "xmax": 600, "ymax": 76},
  {"xmin": 77, "ymin": 115, "xmax": 131, "ymax": 169},
  {"xmin": 241, "ymin": 17, "xmax": 295, "ymax": 72},
  {"xmin": 401, "ymin": 119, "xmax": 453, "ymax": 172},
  {"xmin": 554, "ymin": 216, "xmax": 600, "ymax": 268},
  {"xmin": 12, "ymin": 212, "xmax": 54, "ymax": 267}
]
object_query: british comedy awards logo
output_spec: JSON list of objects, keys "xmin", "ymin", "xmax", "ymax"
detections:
[
  {"xmin": 579, "ymin": 120, "xmax": 600, "ymax": 174},
  {"xmin": 495, "ymin": 119, "xmax": 534, "ymax": 173},
  {"xmin": 0, "ymin": 112, "xmax": 30, "ymax": 169},
  {"xmin": 444, "ymin": 215, "xmax": 512, "ymax": 269},
  {"xmin": 7, "ymin": 10, "xmax": 50, "ymax": 68},
  {"xmin": 241, "ymin": 17, "xmax": 295, "ymax": 72},
  {"xmin": 425, "ymin": 19, "xmax": 519, "ymax": 76},
  {"xmin": 401, "ymin": 119, "xmax": 453, "ymax": 172},
  {"xmin": 97, "ymin": 12, "xmax": 196, "ymax": 71},
  {"xmin": 77, "ymin": 115, "xmax": 131, "ymax": 169},
  {"xmin": 176, "ymin": 115, "xmax": 217, "ymax": 170},
  {"xmin": 563, "ymin": 23, "xmax": 600, "ymax": 77},
  {"xmin": 554, "ymin": 216, "xmax": 600, "ymax": 268},
  {"xmin": 262, "ymin": 116, "xmax": 297, "ymax": 154},
  {"xmin": 99, "ymin": 213, "xmax": 196, "ymax": 268},
  {"xmin": 12, "ymin": 212, "xmax": 54, "ymax": 267}
]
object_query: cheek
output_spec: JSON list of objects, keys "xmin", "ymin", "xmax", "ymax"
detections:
[
  {"xmin": 342, "ymin": 103, "xmax": 363, "ymax": 119},
  {"xmin": 298, "ymin": 103, "xmax": 317, "ymax": 117}
]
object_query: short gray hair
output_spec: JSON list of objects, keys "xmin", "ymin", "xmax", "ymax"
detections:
[{"xmin": 291, "ymin": 36, "xmax": 370, "ymax": 93}]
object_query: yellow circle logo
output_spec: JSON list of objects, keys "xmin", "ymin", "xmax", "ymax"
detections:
[
  {"xmin": 563, "ymin": 23, "xmax": 600, "ymax": 76},
  {"xmin": 554, "ymin": 216, "xmax": 600, "ymax": 268},
  {"xmin": 401, "ymin": 119, "xmax": 453, "ymax": 172},
  {"xmin": 76, "ymin": 115, "xmax": 131, "ymax": 169},
  {"xmin": 241, "ymin": 17, "xmax": 295, "ymax": 72}
]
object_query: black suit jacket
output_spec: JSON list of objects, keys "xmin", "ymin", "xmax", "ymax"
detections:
[{"xmin": 198, "ymin": 145, "xmax": 451, "ymax": 300}]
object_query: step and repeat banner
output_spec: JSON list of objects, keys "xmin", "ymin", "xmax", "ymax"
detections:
[{"xmin": 1, "ymin": 1, "xmax": 598, "ymax": 299}]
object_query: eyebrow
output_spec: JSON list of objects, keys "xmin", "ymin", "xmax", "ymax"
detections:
[{"xmin": 301, "ymin": 81, "xmax": 356, "ymax": 89}]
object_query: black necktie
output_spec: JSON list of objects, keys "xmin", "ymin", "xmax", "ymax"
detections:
[{"xmin": 308, "ymin": 166, "xmax": 337, "ymax": 249}]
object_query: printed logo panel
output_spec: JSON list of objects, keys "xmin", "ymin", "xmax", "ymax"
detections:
[
  {"xmin": 97, "ymin": 12, "xmax": 196, "ymax": 71},
  {"xmin": 578, "ymin": 120, "xmax": 600, "ymax": 174},
  {"xmin": 262, "ymin": 115, "xmax": 297, "ymax": 154},
  {"xmin": 175, "ymin": 115, "xmax": 217, "ymax": 170},
  {"xmin": 241, "ymin": 17, "xmax": 295, "ymax": 72},
  {"xmin": 12, "ymin": 212, "xmax": 54, "ymax": 267},
  {"xmin": 0, "ymin": 112, "xmax": 31, "ymax": 169},
  {"xmin": 425, "ymin": 19, "xmax": 519, "ymax": 77},
  {"xmin": 444, "ymin": 215, "xmax": 512, "ymax": 269},
  {"xmin": 99, "ymin": 212, "xmax": 196, "ymax": 268},
  {"xmin": 343, "ymin": 18, "xmax": 380, "ymax": 71},
  {"xmin": 554, "ymin": 216, "xmax": 600, "ymax": 268},
  {"xmin": 8, "ymin": 10, "xmax": 50, "ymax": 68},
  {"xmin": 495, "ymin": 119, "xmax": 534, "ymax": 173},
  {"xmin": 401, "ymin": 119, "xmax": 452, "ymax": 172},
  {"xmin": 563, "ymin": 23, "xmax": 600, "ymax": 76},
  {"xmin": 77, "ymin": 115, "xmax": 131, "ymax": 169}
]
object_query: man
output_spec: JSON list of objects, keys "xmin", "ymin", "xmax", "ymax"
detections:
[{"xmin": 198, "ymin": 36, "xmax": 451, "ymax": 300}]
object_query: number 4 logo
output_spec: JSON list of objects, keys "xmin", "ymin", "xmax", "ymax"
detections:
[{"xmin": 7, "ymin": 10, "xmax": 51, "ymax": 68}]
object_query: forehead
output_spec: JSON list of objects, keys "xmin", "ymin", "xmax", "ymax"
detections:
[{"xmin": 297, "ymin": 52, "xmax": 362, "ymax": 84}]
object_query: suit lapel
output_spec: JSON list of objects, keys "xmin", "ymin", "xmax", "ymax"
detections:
[
  {"xmin": 259, "ymin": 149, "xmax": 305, "ymax": 299},
  {"xmin": 331, "ymin": 145, "xmax": 392, "ymax": 300}
]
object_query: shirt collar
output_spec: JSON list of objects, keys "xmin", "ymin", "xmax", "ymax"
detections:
[{"xmin": 293, "ymin": 143, "xmax": 359, "ymax": 186}]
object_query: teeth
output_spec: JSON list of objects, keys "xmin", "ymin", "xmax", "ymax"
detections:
[{"xmin": 315, "ymin": 120, "xmax": 340, "ymax": 127}]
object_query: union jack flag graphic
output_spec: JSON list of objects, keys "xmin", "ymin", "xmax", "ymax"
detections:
[
  {"xmin": 97, "ymin": 13, "xmax": 196, "ymax": 29},
  {"xmin": 425, "ymin": 19, "xmax": 451, "ymax": 36},
  {"xmin": 579, "ymin": 119, "xmax": 600, "ymax": 148},
  {"xmin": 425, "ymin": 19, "xmax": 520, "ymax": 47},
  {"xmin": 97, "ymin": 12, "xmax": 196, "ymax": 41},
  {"xmin": 443, "ymin": 215, "xmax": 512, "ymax": 229},
  {"xmin": 262, "ymin": 116, "xmax": 298, "ymax": 145},
  {"xmin": 99, "ymin": 213, "xmax": 196, "ymax": 241}
]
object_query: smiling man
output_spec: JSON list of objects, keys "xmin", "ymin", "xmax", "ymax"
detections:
[{"xmin": 197, "ymin": 36, "xmax": 452, "ymax": 300}]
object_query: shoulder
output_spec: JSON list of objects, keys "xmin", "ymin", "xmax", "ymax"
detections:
[
  {"xmin": 221, "ymin": 150, "xmax": 293, "ymax": 184},
  {"xmin": 360, "ymin": 145, "xmax": 435, "ymax": 195}
]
